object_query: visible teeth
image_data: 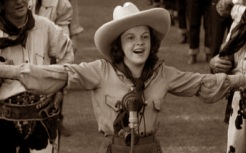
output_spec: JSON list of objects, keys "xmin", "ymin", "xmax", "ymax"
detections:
[
  {"xmin": 134, "ymin": 51, "xmax": 143, "ymax": 53},
  {"xmin": 134, "ymin": 49, "xmax": 144, "ymax": 53}
]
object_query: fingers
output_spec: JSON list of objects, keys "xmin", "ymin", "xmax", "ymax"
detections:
[
  {"xmin": 210, "ymin": 55, "xmax": 233, "ymax": 73},
  {"xmin": 214, "ymin": 66, "xmax": 231, "ymax": 73}
]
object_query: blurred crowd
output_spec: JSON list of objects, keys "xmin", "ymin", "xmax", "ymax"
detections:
[{"xmin": 147, "ymin": 0, "xmax": 232, "ymax": 65}]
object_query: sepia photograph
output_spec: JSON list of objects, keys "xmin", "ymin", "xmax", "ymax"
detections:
[{"xmin": 0, "ymin": 0, "xmax": 245, "ymax": 153}]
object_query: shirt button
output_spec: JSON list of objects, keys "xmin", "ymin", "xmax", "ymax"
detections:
[
  {"xmin": 140, "ymin": 132, "xmax": 144, "ymax": 136},
  {"xmin": 25, "ymin": 60, "xmax": 28, "ymax": 63}
]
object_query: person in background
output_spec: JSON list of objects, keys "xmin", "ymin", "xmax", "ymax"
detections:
[
  {"xmin": 28, "ymin": 0, "xmax": 84, "ymax": 55},
  {"xmin": 177, "ymin": 0, "xmax": 189, "ymax": 44},
  {"xmin": 28, "ymin": 0, "xmax": 72, "ymax": 35},
  {"xmin": 69, "ymin": 0, "xmax": 84, "ymax": 55},
  {"xmin": 210, "ymin": 0, "xmax": 246, "ymax": 152},
  {"xmin": 187, "ymin": 0, "xmax": 212, "ymax": 65},
  {"xmin": 0, "ymin": 0, "xmax": 74, "ymax": 152},
  {"xmin": 1, "ymin": 2, "xmax": 246, "ymax": 153},
  {"xmin": 163, "ymin": 0, "xmax": 177, "ymax": 26},
  {"xmin": 28, "ymin": 0, "xmax": 84, "ymax": 137},
  {"xmin": 147, "ymin": 0, "xmax": 153, "ymax": 5},
  {"xmin": 152, "ymin": 0, "xmax": 161, "ymax": 7},
  {"xmin": 210, "ymin": 0, "xmax": 232, "ymax": 57}
]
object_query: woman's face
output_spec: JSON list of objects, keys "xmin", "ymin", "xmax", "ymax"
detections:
[
  {"xmin": 1, "ymin": 0, "xmax": 29, "ymax": 19},
  {"xmin": 121, "ymin": 26, "xmax": 151, "ymax": 67}
]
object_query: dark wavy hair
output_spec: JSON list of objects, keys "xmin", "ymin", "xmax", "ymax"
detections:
[{"xmin": 110, "ymin": 27, "xmax": 161, "ymax": 69}]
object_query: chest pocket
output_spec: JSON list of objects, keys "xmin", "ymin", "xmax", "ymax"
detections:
[{"xmin": 105, "ymin": 95, "xmax": 120, "ymax": 112}]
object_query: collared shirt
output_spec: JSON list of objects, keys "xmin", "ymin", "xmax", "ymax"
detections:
[
  {"xmin": 28, "ymin": 0, "xmax": 73, "ymax": 35},
  {"xmin": 0, "ymin": 14, "xmax": 74, "ymax": 100},
  {"xmin": 2, "ymin": 59, "xmax": 246, "ymax": 136}
]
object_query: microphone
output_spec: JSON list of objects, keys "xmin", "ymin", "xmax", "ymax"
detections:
[
  {"xmin": 121, "ymin": 87, "xmax": 144, "ymax": 152},
  {"xmin": 122, "ymin": 87, "xmax": 144, "ymax": 127}
]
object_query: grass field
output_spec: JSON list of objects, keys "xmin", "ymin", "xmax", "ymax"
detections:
[{"xmin": 59, "ymin": 0, "xmax": 228, "ymax": 153}]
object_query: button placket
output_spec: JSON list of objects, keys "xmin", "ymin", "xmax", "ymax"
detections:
[{"xmin": 23, "ymin": 47, "xmax": 29, "ymax": 64}]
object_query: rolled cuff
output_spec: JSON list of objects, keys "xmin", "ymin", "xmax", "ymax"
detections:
[{"xmin": 227, "ymin": 74, "xmax": 246, "ymax": 88}]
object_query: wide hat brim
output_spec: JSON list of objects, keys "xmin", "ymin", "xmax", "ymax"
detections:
[{"xmin": 94, "ymin": 8, "xmax": 171, "ymax": 62}]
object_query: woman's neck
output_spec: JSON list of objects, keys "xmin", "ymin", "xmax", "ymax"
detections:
[{"xmin": 125, "ymin": 62, "xmax": 145, "ymax": 78}]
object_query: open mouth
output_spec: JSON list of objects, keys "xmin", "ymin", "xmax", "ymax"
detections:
[
  {"xmin": 15, "ymin": 6, "xmax": 25, "ymax": 11},
  {"xmin": 133, "ymin": 49, "xmax": 145, "ymax": 54}
]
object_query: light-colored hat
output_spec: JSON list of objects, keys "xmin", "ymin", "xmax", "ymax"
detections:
[{"xmin": 94, "ymin": 2, "xmax": 171, "ymax": 61}]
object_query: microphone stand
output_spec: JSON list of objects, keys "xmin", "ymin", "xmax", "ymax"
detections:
[{"xmin": 129, "ymin": 111, "xmax": 138, "ymax": 153}]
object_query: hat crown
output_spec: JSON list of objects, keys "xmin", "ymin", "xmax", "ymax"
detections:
[{"xmin": 113, "ymin": 2, "xmax": 140, "ymax": 20}]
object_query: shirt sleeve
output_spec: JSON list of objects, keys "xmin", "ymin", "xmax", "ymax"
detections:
[
  {"xmin": 64, "ymin": 60, "xmax": 105, "ymax": 90},
  {"xmin": 0, "ymin": 60, "xmax": 105, "ymax": 94},
  {"xmin": 55, "ymin": 0, "xmax": 73, "ymax": 28},
  {"xmin": 47, "ymin": 22, "xmax": 74, "ymax": 64},
  {"xmin": 164, "ymin": 65, "xmax": 246, "ymax": 103},
  {"xmin": 0, "ymin": 64, "xmax": 68, "ymax": 94},
  {"xmin": 21, "ymin": 64, "xmax": 68, "ymax": 94},
  {"xmin": 54, "ymin": 0, "xmax": 72, "ymax": 36}
]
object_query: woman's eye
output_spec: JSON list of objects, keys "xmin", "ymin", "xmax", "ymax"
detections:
[
  {"xmin": 126, "ymin": 36, "xmax": 134, "ymax": 40},
  {"xmin": 143, "ymin": 35, "xmax": 150, "ymax": 39}
]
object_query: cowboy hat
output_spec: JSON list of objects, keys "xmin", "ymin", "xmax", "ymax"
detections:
[{"xmin": 94, "ymin": 2, "xmax": 171, "ymax": 61}]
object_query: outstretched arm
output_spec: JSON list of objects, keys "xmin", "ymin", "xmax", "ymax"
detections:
[{"xmin": 0, "ymin": 64, "xmax": 68, "ymax": 94}]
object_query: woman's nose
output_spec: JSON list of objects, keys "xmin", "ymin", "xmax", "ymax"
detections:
[{"xmin": 136, "ymin": 39, "xmax": 144, "ymax": 45}]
